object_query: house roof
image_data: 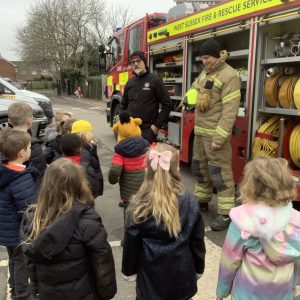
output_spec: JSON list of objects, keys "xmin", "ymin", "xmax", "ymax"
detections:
[{"xmin": 0, "ymin": 56, "xmax": 17, "ymax": 67}]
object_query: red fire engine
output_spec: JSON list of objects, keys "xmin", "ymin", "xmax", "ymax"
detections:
[{"xmin": 99, "ymin": 0, "xmax": 300, "ymax": 197}]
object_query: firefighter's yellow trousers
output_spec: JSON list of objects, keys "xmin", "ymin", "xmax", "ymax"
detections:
[{"xmin": 191, "ymin": 135, "xmax": 235, "ymax": 215}]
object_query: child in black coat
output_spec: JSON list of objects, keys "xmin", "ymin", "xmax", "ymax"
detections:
[
  {"xmin": 60, "ymin": 133, "xmax": 103, "ymax": 198},
  {"xmin": 122, "ymin": 143, "xmax": 206, "ymax": 300},
  {"xmin": 22, "ymin": 158, "xmax": 117, "ymax": 299},
  {"xmin": 71, "ymin": 120, "xmax": 103, "ymax": 197}
]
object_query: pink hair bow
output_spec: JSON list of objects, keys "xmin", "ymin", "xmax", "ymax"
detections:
[{"xmin": 149, "ymin": 150, "xmax": 172, "ymax": 171}]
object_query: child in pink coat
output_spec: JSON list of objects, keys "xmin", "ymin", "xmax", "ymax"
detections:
[{"xmin": 217, "ymin": 157, "xmax": 300, "ymax": 300}]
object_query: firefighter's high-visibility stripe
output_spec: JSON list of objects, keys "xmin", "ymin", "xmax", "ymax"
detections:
[
  {"xmin": 195, "ymin": 184, "xmax": 213, "ymax": 199},
  {"xmin": 200, "ymin": 73, "xmax": 206, "ymax": 80},
  {"xmin": 218, "ymin": 196, "xmax": 235, "ymax": 211},
  {"xmin": 194, "ymin": 126, "xmax": 215, "ymax": 136},
  {"xmin": 222, "ymin": 90, "xmax": 241, "ymax": 104},
  {"xmin": 214, "ymin": 78, "xmax": 223, "ymax": 89},
  {"xmin": 216, "ymin": 125, "xmax": 230, "ymax": 139}
]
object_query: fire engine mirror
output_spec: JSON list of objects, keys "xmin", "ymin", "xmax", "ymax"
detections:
[
  {"xmin": 99, "ymin": 45, "xmax": 106, "ymax": 71},
  {"xmin": 99, "ymin": 45, "xmax": 105, "ymax": 56}
]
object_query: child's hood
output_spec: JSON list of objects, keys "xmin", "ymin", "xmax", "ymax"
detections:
[
  {"xmin": 22, "ymin": 202, "xmax": 93, "ymax": 261},
  {"xmin": 0, "ymin": 163, "xmax": 39, "ymax": 189},
  {"xmin": 230, "ymin": 203, "xmax": 300, "ymax": 264},
  {"xmin": 115, "ymin": 137, "xmax": 149, "ymax": 157},
  {"xmin": 44, "ymin": 126, "xmax": 58, "ymax": 142}
]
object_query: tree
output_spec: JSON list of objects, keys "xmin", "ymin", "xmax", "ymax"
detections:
[
  {"xmin": 105, "ymin": 4, "xmax": 133, "ymax": 35},
  {"xmin": 15, "ymin": 0, "xmax": 133, "ymax": 94}
]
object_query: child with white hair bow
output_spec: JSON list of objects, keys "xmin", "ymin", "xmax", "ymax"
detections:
[{"xmin": 122, "ymin": 143, "xmax": 206, "ymax": 300}]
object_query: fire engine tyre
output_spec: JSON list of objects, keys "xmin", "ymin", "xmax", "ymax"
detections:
[{"xmin": 112, "ymin": 103, "xmax": 121, "ymax": 140}]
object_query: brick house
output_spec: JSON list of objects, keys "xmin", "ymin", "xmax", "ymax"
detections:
[
  {"xmin": 0, "ymin": 56, "xmax": 18, "ymax": 80},
  {"xmin": 12, "ymin": 61, "xmax": 52, "ymax": 81}
]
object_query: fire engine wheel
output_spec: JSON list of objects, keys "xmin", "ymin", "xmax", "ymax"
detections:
[
  {"xmin": 112, "ymin": 103, "xmax": 121, "ymax": 140},
  {"xmin": 0, "ymin": 117, "xmax": 12, "ymax": 131}
]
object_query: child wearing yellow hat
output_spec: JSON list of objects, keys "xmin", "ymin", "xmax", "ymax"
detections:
[{"xmin": 71, "ymin": 120, "xmax": 103, "ymax": 197}]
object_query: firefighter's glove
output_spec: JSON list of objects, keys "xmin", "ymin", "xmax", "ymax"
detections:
[{"xmin": 196, "ymin": 91, "xmax": 210, "ymax": 112}]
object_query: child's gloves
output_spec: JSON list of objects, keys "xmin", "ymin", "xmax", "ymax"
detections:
[{"xmin": 123, "ymin": 274, "xmax": 137, "ymax": 282}]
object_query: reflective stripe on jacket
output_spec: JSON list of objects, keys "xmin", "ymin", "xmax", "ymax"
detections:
[{"xmin": 192, "ymin": 60, "xmax": 241, "ymax": 145}]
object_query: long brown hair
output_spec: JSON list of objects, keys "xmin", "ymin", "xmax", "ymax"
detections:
[
  {"xmin": 127, "ymin": 143, "xmax": 183, "ymax": 238},
  {"xmin": 25, "ymin": 158, "xmax": 94, "ymax": 242},
  {"xmin": 240, "ymin": 157, "xmax": 296, "ymax": 206}
]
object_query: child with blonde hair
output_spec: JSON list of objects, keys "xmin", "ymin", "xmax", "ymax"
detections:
[
  {"xmin": 122, "ymin": 143, "xmax": 206, "ymax": 300},
  {"xmin": 22, "ymin": 158, "xmax": 117, "ymax": 299},
  {"xmin": 217, "ymin": 157, "xmax": 300, "ymax": 300},
  {"xmin": 8, "ymin": 102, "xmax": 47, "ymax": 177},
  {"xmin": 71, "ymin": 120, "xmax": 103, "ymax": 197}
]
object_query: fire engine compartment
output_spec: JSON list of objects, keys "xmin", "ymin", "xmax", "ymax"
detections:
[
  {"xmin": 252, "ymin": 12, "xmax": 300, "ymax": 198},
  {"xmin": 148, "ymin": 6, "xmax": 300, "ymax": 198}
]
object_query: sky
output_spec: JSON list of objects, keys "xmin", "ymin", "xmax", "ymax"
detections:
[{"xmin": 0, "ymin": 0, "xmax": 175, "ymax": 61}]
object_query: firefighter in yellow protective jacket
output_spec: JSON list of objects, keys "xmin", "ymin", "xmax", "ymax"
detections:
[{"xmin": 191, "ymin": 38, "xmax": 241, "ymax": 231}]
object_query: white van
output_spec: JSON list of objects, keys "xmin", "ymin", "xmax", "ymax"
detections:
[
  {"xmin": 0, "ymin": 99, "xmax": 48, "ymax": 138},
  {"xmin": 0, "ymin": 77, "xmax": 54, "ymax": 124}
]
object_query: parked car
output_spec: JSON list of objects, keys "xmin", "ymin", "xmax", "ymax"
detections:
[
  {"xmin": 0, "ymin": 77, "xmax": 54, "ymax": 124},
  {"xmin": 0, "ymin": 99, "xmax": 48, "ymax": 138}
]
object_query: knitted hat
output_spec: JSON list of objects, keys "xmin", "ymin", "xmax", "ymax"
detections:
[
  {"xmin": 113, "ymin": 111, "xmax": 142, "ymax": 143},
  {"xmin": 71, "ymin": 120, "xmax": 93, "ymax": 134},
  {"xmin": 129, "ymin": 51, "xmax": 147, "ymax": 66},
  {"xmin": 199, "ymin": 39, "xmax": 220, "ymax": 58}
]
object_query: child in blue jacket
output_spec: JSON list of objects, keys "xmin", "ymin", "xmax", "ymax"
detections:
[{"xmin": 0, "ymin": 129, "xmax": 39, "ymax": 299}]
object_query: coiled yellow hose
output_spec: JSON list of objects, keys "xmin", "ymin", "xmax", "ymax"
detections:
[
  {"xmin": 252, "ymin": 116, "xmax": 280, "ymax": 158},
  {"xmin": 289, "ymin": 124, "xmax": 300, "ymax": 168}
]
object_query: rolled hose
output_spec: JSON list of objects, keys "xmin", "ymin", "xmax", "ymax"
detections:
[
  {"xmin": 289, "ymin": 124, "xmax": 300, "ymax": 168},
  {"xmin": 252, "ymin": 116, "xmax": 279, "ymax": 158}
]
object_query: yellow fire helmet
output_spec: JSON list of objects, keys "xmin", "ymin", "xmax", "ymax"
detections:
[{"xmin": 183, "ymin": 88, "xmax": 198, "ymax": 106}]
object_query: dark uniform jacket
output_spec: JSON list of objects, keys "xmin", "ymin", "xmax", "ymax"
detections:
[
  {"xmin": 81, "ymin": 142, "xmax": 104, "ymax": 197},
  {"xmin": 121, "ymin": 71, "xmax": 172, "ymax": 130},
  {"xmin": 122, "ymin": 192, "xmax": 206, "ymax": 300},
  {"xmin": 108, "ymin": 137, "xmax": 149, "ymax": 202},
  {"xmin": 0, "ymin": 163, "xmax": 39, "ymax": 247},
  {"xmin": 22, "ymin": 202, "xmax": 117, "ymax": 300}
]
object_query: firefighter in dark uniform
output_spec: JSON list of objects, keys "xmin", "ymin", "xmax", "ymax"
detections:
[{"xmin": 121, "ymin": 51, "xmax": 172, "ymax": 144}]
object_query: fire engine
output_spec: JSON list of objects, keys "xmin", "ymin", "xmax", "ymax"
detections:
[{"xmin": 99, "ymin": 0, "xmax": 300, "ymax": 197}]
